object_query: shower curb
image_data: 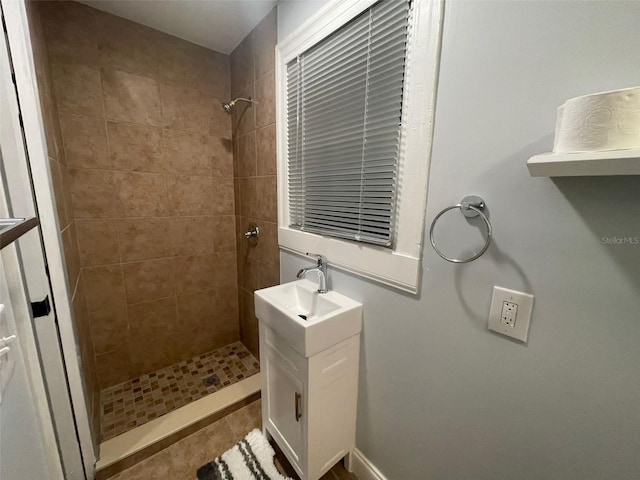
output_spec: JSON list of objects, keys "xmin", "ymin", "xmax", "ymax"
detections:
[{"xmin": 95, "ymin": 374, "xmax": 261, "ymax": 480}]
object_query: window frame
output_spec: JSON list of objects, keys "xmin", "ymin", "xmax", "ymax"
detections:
[{"xmin": 276, "ymin": 0, "xmax": 444, "ymax": 293}]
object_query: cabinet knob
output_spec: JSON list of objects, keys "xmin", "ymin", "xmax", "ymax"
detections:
[{"xmin": 295, "ymin": 392, "xmax": 302, "ymax": 422}]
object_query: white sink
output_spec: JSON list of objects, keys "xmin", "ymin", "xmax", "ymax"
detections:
[{"xmin": 254, "ymin": 279, "xmax": 362, "ymax": 357}]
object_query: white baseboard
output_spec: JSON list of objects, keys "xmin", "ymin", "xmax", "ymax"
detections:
[{"xmin": 349, "ymin": 448, "xmax": 388, "ymax": 480}]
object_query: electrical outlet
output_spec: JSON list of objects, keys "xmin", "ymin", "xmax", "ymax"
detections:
[
  {"xmin": 488, "ymin": 287, "xmax": 534, "ymax": 342},
  {"xmin": 501, "ymin": 301, "xmax": 518, "ymax": 326}
]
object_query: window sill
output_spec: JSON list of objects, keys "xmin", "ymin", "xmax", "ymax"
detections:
[{"xmin": 279, "ymin": 227, "xmax": 420, "ymax": 294}]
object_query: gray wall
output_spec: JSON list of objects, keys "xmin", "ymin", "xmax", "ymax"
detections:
[{"xmin": 279, "ymin": 1, "xmax": 640, "ymax": 479}]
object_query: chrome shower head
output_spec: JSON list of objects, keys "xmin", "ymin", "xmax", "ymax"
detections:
[{"xmin": 221, "ymin": 97, "xmax": 255, "ymax": 114}]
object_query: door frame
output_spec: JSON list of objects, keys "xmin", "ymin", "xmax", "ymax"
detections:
[{"xmin": 1, "ymin": 0, "xmax": 95, "ymax": 474}]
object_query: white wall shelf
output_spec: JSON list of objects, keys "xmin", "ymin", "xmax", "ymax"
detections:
[{"xmin": 527, "ymin": 149, "xmax": 640, "ymax": 177}]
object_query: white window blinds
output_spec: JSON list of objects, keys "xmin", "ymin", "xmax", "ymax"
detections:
[{"xmin": 287, "ymin": 0, "xmax": 411, "ymax": 247}]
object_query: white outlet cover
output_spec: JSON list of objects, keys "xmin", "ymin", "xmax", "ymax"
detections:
[{"xmin": 488, "ymin": 286, "xmax": 534, "ymax": 343}]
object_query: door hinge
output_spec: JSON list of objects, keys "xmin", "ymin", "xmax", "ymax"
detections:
[{"xmin": 31, "ymin": 295, "xmax": 51, "ymax": 318}]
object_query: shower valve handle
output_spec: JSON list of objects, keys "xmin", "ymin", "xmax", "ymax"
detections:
[{"xmin": 244, "ymin": 226, "xmax": 259, "ymax": 239}]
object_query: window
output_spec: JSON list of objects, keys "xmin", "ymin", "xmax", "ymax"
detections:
[
  {"xmin": 277, "ymin": 0, "xmax": 443, "ymax": 293},
  {"xmin": 287, "ymin": 0, "xmax": 411, "ymax": 247}
]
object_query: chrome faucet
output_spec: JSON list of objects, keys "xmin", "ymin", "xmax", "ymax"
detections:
[{"xmin": 296, "ymin": 253, "xmax": 328, "ymax": 293}]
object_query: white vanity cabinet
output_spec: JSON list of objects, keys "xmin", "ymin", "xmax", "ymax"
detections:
[{"xmin": 259, "ymin": 324, "xmax": 361, "ymax": 480}]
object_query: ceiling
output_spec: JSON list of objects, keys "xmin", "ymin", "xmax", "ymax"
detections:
[{"xmin": 78, "ymin": 0, "xmax": 278, "ymax": 54}]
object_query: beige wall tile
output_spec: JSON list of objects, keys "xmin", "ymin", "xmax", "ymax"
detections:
[
  {"xmin": 48, "ymin": 158, "xmax": 68, "ymax": 228},
  {"xmin": 206, "ymin": 52, "xmax": 231, "ymax": 96},
  {"xmin": 129, "ymin": 333, "xmax": 179, "ymax": 376},
  {"xmin": 113, "ymin": 171, "xmax": 169, "ymax": 217},
  {"xmin": 26, "ymin": 1, "xmax": 53, "ymax": 97},
  {"xmin": 40, "ymin": 1, "xmax": 100, "ymax": 66},
  {"xmin": 174, "ymin": 252, "xmax": 236, "ymax": 295},
  {"xmin": 214, "ymin": 285, "xmax": 240, "ymax": 324},
  {"xmin": 69, "ymin": 168, "xmax": 118, "ymax": 218},
  {"xmin": 107, "ymin": 121, "xmax": 163, "ymax": 172},
  {"xmin": 157, "ymin": 36, "xmax": 205, "ymax": 87},
  {"xmin": 239, "ymin": 288, "xmax": 259, "ymax": 357},
  {"xmin": 118, "ymin": 218, "xmax": 175, "ymax": 262},
  {"xmin": 231, "ymin": 83, "xmax": 255, "ymax": 137},
  {"xmin": 257, "ymin": 260, "xmax": 280, "ymax": 290},
  {"xmin": 255, "ymin": 176, "xmax": 277, "ymax": 222},
  {"xmin": 59, "ymin": 113, "xmax": 109, "ymax": 169},
  {"xmin": 40, "ymin": 93, "xmax": 65, "ymax": 163},
  {"xmin": 97, "ymin": 17, "xmax": 159, "ymax": 79},
  {"xmin": 89, "ymin": 307, "xmax": 128, "ymax": 354},
  {"xmin": 128, "ymin": 298, "xmax": 179, "ymax": 374},
  {"xmin": 176, "ymin": 290, "xmax": 237, "ymax": 358},
  {"xmin": 123, "ymin": 258, "xmax": 176, "ymax": 304},
  {"xmin": 213, "ymin": 177, "xmax": 235, "ymax": 215},
  {"xmin": 170, "ymin": 216, "xmax": 216, "ymax": 257},
  {"xmin": 38, "ymin": 0, "xmax": 266, "ymax": 396},
  {"xmin": 162, "ymin": 129, "xmax": 212, "ymax": 175},
  {"xmin": 127, "ymin": 297, "xmax": 177, "ymax": 335},
  {"xmin": 247, "ymin": 220, "xmax": 279, "ymax": 267},
  {"xmin": 236, "ymin": 131, "xmax": 256, "ymax": 177},
  {"xmin": 96, "ymin": 346, "xmax": 133, "ymax": 388},
  {"xmin": 52, "ymin": 63, "xmax": 103, "ymax": 117},
  {"xmin": 177, "ymin": 290, "xmax": 216, "ymax": 336},
  {"xmin": 210, "ymin": 136, "xmax": 234, "ymax": 177},
  {"xmin": 213, "ymin": 216, "xmax": 236, "ymax": 252},
  {"xmin": 239, "ymin": 253, "xmax": 259, "ymax": 293},
  {"xmin": 260, "ymin": 221, "xmax": 280, "ymax": 267},
  {"xmin": 233, "ymin": 179, "xmax": 242, "ymax": 217},
  {"xmin": 159, "ymin": 83, "xmax": 213, "ymax": 134},
  {"xmin": 61, "ymin": 223, "xmax": 81, "ymax": 292},
  {"xmin": 256, "ymin": 124, "xmax": 276, "ymax": 175},
  {"xmin": 83, "ymin": 264, "xmax": 126, "ymax": 312},
  {"xmin": 210, "ymin": 100, "xmax": 232, "ymax": 137},
  {"xmin": 230, "ymin": 34, "xmax": 254, "ymax": 96},
  {"xmin": 253, "ymin": 8, "xmax": 277, "ymax": 79},
  {"xmin": 157, "ymin": 37, "xmax": 229, "ymax": 96},
  {"xmin": 102, "ymin": 68, "xmax": 161, "ymax": 126},
  {"xmin": 174, "ymin": 254, "xmax": 216, "ymax": 294},
  {"xmin": 235, "ymin": 215, "xmax": 249, "ymax": 258},
  {"xmin": 255, "ymin": 70, "xmax": 275, "ymax": 128},
  {"xmin": 76, "ymin": 219, "xmax": 121, "ymax": 266},
  {"xmin": 239, "ymin": 177, "xmax": 256, "ymax": 218},
  {"xmin": 166, "ymin": 175, "xmax": 213, "ymax": 216},
  {"xmin": 71, "ymin": 281, "xmax": 92, "ymax": 354},
  {"xmin": 214, "ymin": 251, "xmax": 238, "ymax": 288},
  {"xmin": 60, "ymin": 165, "xmax": 75, "ymax": 222}
]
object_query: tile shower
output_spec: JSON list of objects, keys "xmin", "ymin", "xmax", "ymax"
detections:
[{"xmin": 26, "ymin": 1, "xmax": 278, "ymax": 446}]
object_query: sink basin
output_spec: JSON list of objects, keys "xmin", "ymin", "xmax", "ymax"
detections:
[{"xmin": 254, "ymin": 279, "xmax": 362, "ymax": 357}]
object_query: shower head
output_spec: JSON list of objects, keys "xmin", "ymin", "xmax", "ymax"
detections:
[{"xmin": 221, "ymin": 97, "xmax": 255, "ymax": 114}]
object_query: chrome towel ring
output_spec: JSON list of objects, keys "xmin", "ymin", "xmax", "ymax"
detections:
[{"xmin": 429, "ymin": 195, "xmax": 492, "ymax": 263}]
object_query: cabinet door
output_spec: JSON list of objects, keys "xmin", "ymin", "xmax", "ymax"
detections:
[{"xmin": 264, "ymin": 346, "xmax": 304, "ymax": 463}]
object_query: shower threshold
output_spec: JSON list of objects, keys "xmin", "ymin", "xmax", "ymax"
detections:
[
  {"xmin": 100, "ymin": 341, "xmax": 259, "ymax": 442},
  {"xmin": 96, "ymin": 374, "xmax": 261, "ymax": 478}
]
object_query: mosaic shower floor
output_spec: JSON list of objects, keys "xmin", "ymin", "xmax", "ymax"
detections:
[{"xmin": 100, "ymin": 341, "xmax": 260, "ymax": 442}]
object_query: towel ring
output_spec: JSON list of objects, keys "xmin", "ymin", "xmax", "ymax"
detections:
[{"xmin": 429, "ymin": 195, "xmax": 492, "ymax": 263}]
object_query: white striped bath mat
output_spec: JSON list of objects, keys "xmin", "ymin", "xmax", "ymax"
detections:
[{"xmin": 196, "ymin": 429, "xmax": 291, "ymax": 480}]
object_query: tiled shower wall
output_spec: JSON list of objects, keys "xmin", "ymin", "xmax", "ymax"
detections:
[
  {"xmin": 25, "ymin": 0, "xmax": 100, "ymax": 439},
  {"xmin": 230, "ymin": 9, "xmax": 280, "ymax": 358},
  {"xmin": 31, "ymin": 1, "xmax": 239, "ymax": 392},
  {"xmin": 26, "ymin": 0, "xmax": 279, "ymax": 445}
]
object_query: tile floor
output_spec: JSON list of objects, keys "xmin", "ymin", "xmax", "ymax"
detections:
[
  {"xmin": 106, "ymin": 399, "xmax": 357, "ymax": 480},
  {"xmin": 101, "ymin": 342, "xmax": 260, "ymax": 441}
]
